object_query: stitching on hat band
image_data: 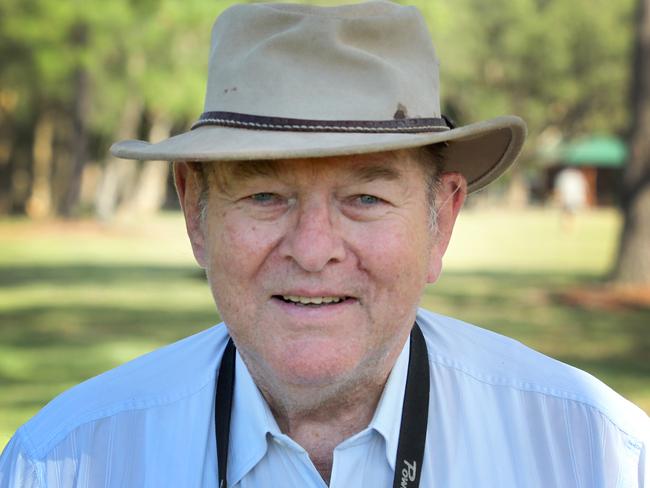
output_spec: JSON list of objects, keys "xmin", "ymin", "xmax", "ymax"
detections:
[{"xmin": 191, "ymin": 111, "xmax": 451, "ymax": 133}]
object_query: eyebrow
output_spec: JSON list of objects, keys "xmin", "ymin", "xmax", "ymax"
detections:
[
  {"xmin": 348, "ymin": 163, "xmax": 403, "ymax": 183},
  {"xmin": 225, "ymin": 159, "xmax": 280, "ymax": 181},
  {"xmin": 210, "ymin": 159, "xmax": 280, "ymax": 193},
  {"xmin": 212, "ymin": 157, "xmax": 403, "ymax": 190}
]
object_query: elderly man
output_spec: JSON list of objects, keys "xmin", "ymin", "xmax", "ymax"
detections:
[{"xmin": 1, "ymin": 2, "xmax": 648, "ymax": 487}]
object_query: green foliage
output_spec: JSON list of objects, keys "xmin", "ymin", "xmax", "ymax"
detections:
[
  {"xmin": 0, "ymin": 0, "xmax": 638, "ymax": 212},
  {"xmin": 409, "ymin": 0, "xmax": 635, "ymax": 140}
]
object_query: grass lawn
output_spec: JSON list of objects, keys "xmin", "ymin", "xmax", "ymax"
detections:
[{"xmin": 1, "ymin": 208, "xmax": 648, "ymax": 450}]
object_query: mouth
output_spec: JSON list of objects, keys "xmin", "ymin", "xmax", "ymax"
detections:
[{"xmin": 273, "ymin": 295, "xmax": 354, "ymax": 307}]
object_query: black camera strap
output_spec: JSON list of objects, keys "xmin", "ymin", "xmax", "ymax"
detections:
[{"xmin": 215, "ymin": 323, "xmax": 430, "ymax": 488}]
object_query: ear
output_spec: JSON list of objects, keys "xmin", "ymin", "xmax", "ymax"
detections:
[
  {"xmin": 173, "ymin": 161, "xmax": 208, "ymax": 268},
  {"xmin": 426, "ymin": 172, "xmax": 467, "ymax": 283}
]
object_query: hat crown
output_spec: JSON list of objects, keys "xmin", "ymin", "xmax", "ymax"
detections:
[
  {"xmin": 111, "ymin": 1, "xmax": 526, "ymax": 196},
  {"xmin": 204, "ymin": 1, "xmax": 441, "ymax": 121}
]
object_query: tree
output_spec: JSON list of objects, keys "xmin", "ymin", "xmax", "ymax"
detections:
[
  {"xmin": 416, "ymin": 0, "xmax": 635, "ymax": 140},
  {"xmin": 0, "ymin": 0, "xmax": 640, "ymax": 217},
  {"xmin": 0, "ymin": 0, "xmax": 139, "ymax": 216},
  {"xmin": 612, "ymin": 0, "xmax": 650, "ymax": 285}
]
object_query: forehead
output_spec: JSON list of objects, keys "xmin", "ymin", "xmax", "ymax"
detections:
[{"xmin": 205, "ymin": 150, "xmax": 424, "ymax": 189}]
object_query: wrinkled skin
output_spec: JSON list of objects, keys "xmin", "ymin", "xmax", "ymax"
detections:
[{"xmin": 174, "ymin": 151, "xmax": 466, "ymax": 411}]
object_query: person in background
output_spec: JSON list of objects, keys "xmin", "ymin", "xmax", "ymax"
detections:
[{"xmin": 555, "ymin": 167, "xmax": 588, "ymax": 231}]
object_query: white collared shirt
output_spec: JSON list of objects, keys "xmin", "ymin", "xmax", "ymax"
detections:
[
  {"xmin": 226, "ymin": 336, "xmax": 410, "ymax": 487},
  {"xmin": 1, "ymin": 309, "xmax": 648, "ymax": 487}
]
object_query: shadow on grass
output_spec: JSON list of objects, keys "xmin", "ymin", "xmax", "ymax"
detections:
[
  {"xmin": 0, "ymin": 305, "xmax": 220, "ymax": 347},
  {"xmin": 0, "ymin": 263, "xmax": 206, "ymax": 287},
  {"xmin": 1, "ymin": 263, "xmax": 219, "ymax": 389},
  {"xmin": 0, "ymin": 307, "xmax": 221, "ymax": 387},
  {"xmin": 0, "ymin": 263, "xmax": 216, "ymax": 343}
]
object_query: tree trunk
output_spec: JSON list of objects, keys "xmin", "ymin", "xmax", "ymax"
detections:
[
  {"xmin": 26, "ymin": 112, "xmax": 54, "ymax": 218},
  {"xmin": 612, "ymin": 0, "xmax": 650, "ymax": 284},
  {"xmin": 505, "ymin": 169, "xmax": 528, "ymax": 208},
  {"xmin": 116, "ymin": 114, "xmax": 171, "ymax": 216},
  {"xmin": 60, "ymin": 23, "xmax": 91, "ymax": 218},
  {"xmin": 94, "ymin": 96, "xmax": 143, "ymax": 220},
  {"xmin": 0, "ymin": 110, "xmax": 16, "ymax": 214}
]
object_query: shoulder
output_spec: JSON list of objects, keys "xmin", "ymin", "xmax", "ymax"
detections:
[
  {"xmin": 13, "ymin": 324, "xmax": 229, "ymax": 460},
  {"xmin": 416, "ymin": 308, "xmax": 649, "ymax": 443}
]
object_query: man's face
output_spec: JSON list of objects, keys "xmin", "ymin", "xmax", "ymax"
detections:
[{"xmin": 176, "ymin": 151, "xmax": 465, "ymax": 394}]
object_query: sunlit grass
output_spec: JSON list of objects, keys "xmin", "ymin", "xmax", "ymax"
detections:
[
  {"xmin": 1, "ymin": 208, "xmax": 648, "ymax": 450},
  {"xmin": 443, "ymin": 206, "xmax": 620, "ymax": 273}
]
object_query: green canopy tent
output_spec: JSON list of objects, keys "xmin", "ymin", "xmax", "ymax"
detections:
[
  {"xmin": 559, "ymin": 136, "xmax": 627, "ymax": 168},
  {"xmin": 542, "ymin": 136, "xmax": 627, "ymax": 206}
]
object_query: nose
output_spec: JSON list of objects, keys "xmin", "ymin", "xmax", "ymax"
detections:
[{"xmin": 279, "ymin": 198, "xmax": 346, "ymax": 272}]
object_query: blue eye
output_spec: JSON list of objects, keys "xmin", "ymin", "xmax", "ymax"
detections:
[
  {"xmin": 358, "ymin": 194, "xmax": 380, "ymax": 205},
  {"xmin": 250, "ymin": 193, "xmax": 276, "ymax": 203}
]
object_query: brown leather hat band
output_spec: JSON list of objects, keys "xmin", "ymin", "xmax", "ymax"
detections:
[{"xmin": 191, "ymin": 111, "xmax": 452, "ymax": 133}]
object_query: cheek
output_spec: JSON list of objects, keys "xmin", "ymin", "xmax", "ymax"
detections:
[
  {"xmin": 353, "ymin": 221, "xmax": 432, "ymax": 320},
  {"xmin": 357, "ymin": 220, "xmax": 431, "ymax": 282},
  {"xmin": 204, "ymin": 216, "xmax": 282, "ymax": 313},
  {"xmin": 208, "ymin": 216, "xmax": 273, "ymax": 272}
]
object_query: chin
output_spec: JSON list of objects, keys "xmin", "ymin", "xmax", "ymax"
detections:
[{"xmin": 270, "ymin": 340, "xmax": 373, "ymax": 388}]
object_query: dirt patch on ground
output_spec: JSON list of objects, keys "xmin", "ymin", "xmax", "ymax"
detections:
[
  {"xmin": 557, "ymin": 285, "xmax": 650, "ymax": 311},
  {"xmin": 0, "ymin": 217, "xmax": 181, "ymax": 241}
]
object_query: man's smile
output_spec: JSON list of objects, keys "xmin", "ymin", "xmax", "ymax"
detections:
[
  {"xmin": 280, "ymin": 295, "xmax": 347, "ymax": 305},
  {"xmin": 272, "ymin": 294, "xmax": 356, "ymax": 307}
]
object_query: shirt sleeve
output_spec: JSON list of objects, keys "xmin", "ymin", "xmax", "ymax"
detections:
[
  {"xmin": 0, "ymin": 435, "xmax": 40, "ymax": 488},
  {"xmin": 640, "ymin": 440, "xmax": 648, "ymax": 488}
]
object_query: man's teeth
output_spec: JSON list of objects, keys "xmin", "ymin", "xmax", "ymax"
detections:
[{"xmin": 282, "ymin": 295, "xmax": 344, "ymax": 305}]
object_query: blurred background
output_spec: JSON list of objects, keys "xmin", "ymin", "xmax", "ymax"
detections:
[{"xmin": 1, "ymin": 0, "xmax": 649, "ymax": 448}]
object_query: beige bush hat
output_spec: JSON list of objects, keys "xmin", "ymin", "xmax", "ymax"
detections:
[{"xmin": 110, "ymin": 1, "xmax": 526, "ymax": 193}]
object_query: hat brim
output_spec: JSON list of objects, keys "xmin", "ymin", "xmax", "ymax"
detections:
[{"xmin": 110, "ymin": 115, "xmax": 526, "ymax": 193}]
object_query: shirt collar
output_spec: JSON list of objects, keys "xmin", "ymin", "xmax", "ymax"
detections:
[
  {"xmin": 228, "ymin": 351, "xmax": 282, "ymax": 485},
  {"xmin": 367, "ymin": 335, "xmax": 411, "ymax": 471},
  {"xmin": 227, "ymin": 336, "xmax": 411, "ymax": 481}
]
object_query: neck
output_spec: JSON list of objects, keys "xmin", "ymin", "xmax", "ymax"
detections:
[
  {"xmin": 266, "ymin": 372, "xmax": 390, "ymax": 484},
  {"xmin": 241, "ymin": 347, "xmax": 403, "ymax": 484}
]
